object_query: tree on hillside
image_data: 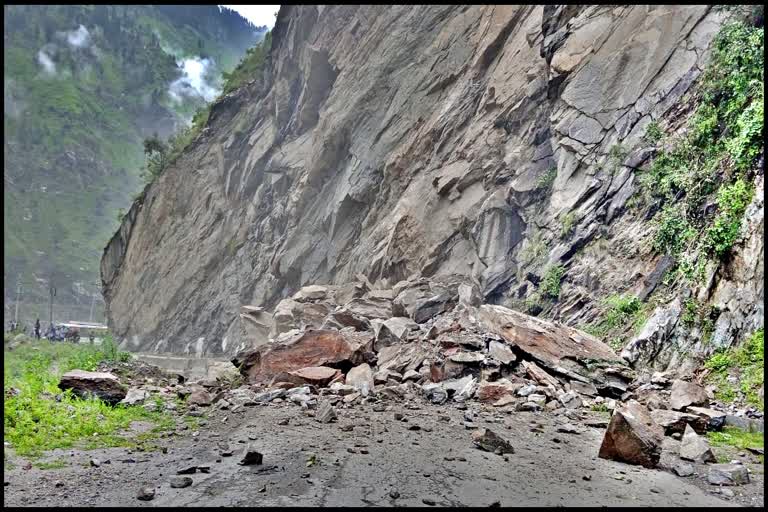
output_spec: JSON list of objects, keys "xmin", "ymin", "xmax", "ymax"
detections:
[{"xmin": 141, "ymin": 133, "xmax": 168, "ymax": 183}]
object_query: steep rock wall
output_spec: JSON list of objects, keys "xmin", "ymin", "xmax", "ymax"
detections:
[{"xmin": 102, "ymin": 5, "xmax": 760, "ymax": 368}]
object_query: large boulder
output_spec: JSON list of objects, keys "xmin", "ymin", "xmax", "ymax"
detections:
[
  {"xmin": 206, "ymin": 360, "xmax": 241, "ymax": 383},
  {"xmin": 371, "ymin": 317, "xmax": 418, "ymax": 351},
  {"xmin": 476, "ymin": 379, "xmax": 521, "ymax": 403},
  {"xmin": 598, "ymin": 400, "xmax": 664, "ymax": 468},
  {"xmin": 292, "ymin": 285, "xmax": 329, "ymax": 302},
  {"xmin": 707, "ymin": 464, "xmax": 750, "ymax": 486},
  {"xmin": 239, "ymin": 306, "xmax": 273, "ymax": 347},
  {"xmin": 443, "ymin": 375, "xmax": 477, "ymax": 401},
  {"xmin": 669, "ymin": 379, "xmax": 708, "ymax": 411},
  {"xmin": 679, "ymin": 424, "xmax": 716, "ymax": 463},
  {"xmin": 477, "ymin": 305, "xmax": 628, "ymax": 386},
  {"xmin": 271, "ymin": 298, "xmax": 301, "ymax": 337},
  {"xmin": 392, "ymin": 280, "xmax": 457, "ymax": 323},
  {"xmin": 488, "ymin": 340, "xmax": 516, "ymax": 365},
  {"xmin": 345, "ymin": 363, "xmax": 375, "ymax": 396},
  {"xmin": 120, "ymin": 387, "xmax": 149, "ymax": 406},
  {"xmin": 650, "ymin": 409, "xmax": 707, "ymax": 435},
  {"xmin": 685, "ymin": 406, "xmax": 727, "ymax": 430},
  {"xmin": 232, "ymin": 329, "xmax": 370, "ymax": 384},
  {"xmin": 471, "ymin": 428, "xmax": 514, "ymax": 454},
  {"xmin": 58, "ymin": 370, "xmax": 127, "ymax": 405},
  {"xmin": 343, "ymin": 297, "xmax": 393, "ymax": 320},
  {"xmin": 377, "ymin": 343, "xmax": 433, "ymax": 374},
  {"xmin": 322, "ymin": 307, "xmax": 372, "ymax": 331}
]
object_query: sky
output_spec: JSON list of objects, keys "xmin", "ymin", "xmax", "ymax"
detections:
[{"xmin": 222, "ymin": 5, "xmax": 280, "ymax": 28}]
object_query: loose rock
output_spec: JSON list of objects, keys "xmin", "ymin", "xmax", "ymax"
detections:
[
  {"xmin": 239, "ymin": 445, "xmax": 264, "ymax": 465},
  {"xmin": 707, "ymin": 464, "xmax": 750, "ymax": 486},
  {"xmin": 669, "ymin": 380, "xmax": 708, "ymax": 411},
  {"xmin": 170, "ymin": 476, "xmax": 193, "ymax": 488},
  {"xmin": 137, "ymin": 487, "xmax": 155, "ymax": 500},
  {"xmin": 471, "ymin": 428, "xmax": 514, "ymax": 454},
  {"xmin": 345, "ymin": 363, "xmax": 375, "ymax": 396},
  {"xmin": 316, "ymin": 401, "xmax": 338, "ymax": 423},
  {"xmin": 598, "ymin": 400, "xmax": 663, "ymax": 468},
  {"xmin": 679, "ymin": 424, "xmax": 716, "ymax": 463},
  {"xmin": 58, "ymin": 370, "xmax": 127, "ymax": 405}
]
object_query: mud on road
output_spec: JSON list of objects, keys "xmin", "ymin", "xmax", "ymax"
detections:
[{"xmin": 4, "ymin": 396, "xmax": 760, "ymax": 507}]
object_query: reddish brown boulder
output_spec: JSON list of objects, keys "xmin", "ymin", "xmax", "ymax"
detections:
[
  {"xmin": 268, "ymin": 372, "xmax": 308, "ymax": 387},
  {"xmin": 187, "ymin": 388, "xmax": 213, "ymax": 406},
  {"xmin": 232, "ymin": 329, "xmax": 370, "ymax": 384},
  {"xmin": 598, "ymin": 400, "xmax": 664, "ymax": 468},
  {"xmin": 289, "ymin": 366, "xmax": 342, "ymax": 386},
  {"xmin": 476, "ymin": 380, "xmax": 521, "ymax": 403},
  {"xmin": 58, "ymin": 370, "xmax": 127, "ymax": 405}
]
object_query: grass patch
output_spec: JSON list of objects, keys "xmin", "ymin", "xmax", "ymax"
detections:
[
  {"xmin": 704, "ymin": 328, "xmax": 764, "ymax": 410},
  {"xmin": 4, "ymin": 338, "xmax": 173, "ymax": 458},
  {"xmin": 32, "ymin": 458, "xmax": 69, "ymax": 470},
  {"xmin": 583, "ymin": 295, "xmax": 649, "ymax": 351},
  {"xmin": 707, "ymin": 427, "xmax": 764, "ymax": 452},
  {"xmin": 182, "ymin": 414, "xmax": 204, "ymax": 431}
]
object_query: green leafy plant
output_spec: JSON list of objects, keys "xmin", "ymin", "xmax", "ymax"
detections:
[
  {"xmin": 652, "ymin": 205, "xmax": 696, "ymax": 255},
  {"xmin": 536, "ymin": 167, "xmax": 557, "ymax": 191},
  {"xmin": 636, "ymin": 20, "xmax": 763, "ymax": 283},
  {"xmin": 704, "ymin": 328, "xmax": 764, "ymax": 410},
  {"xmin": 643, "ymin": 120, "xmax": 664, "ymax": 144},
  {"xmin": 523, "ymin": 292, "xmax": 543, "ymax": 315},
  {"xmin": 707, "ymin": 427, "xmax": 764, "ymax": 451},
  {"xmin": 540, "ymin": 265, "xmax": 565, "ymax": 299},
  {"xmin": 221, "ymin": 31, "xmax": 272, "ymax": 95},
  {"xmin": 560, "ymin": 212, "xmax": 576, "ymax": 238},
  {"xmin": 703, "ymin": 179, "xmax": 754, "ymax": 257},
  {"xmin": 681, "ymin": 298, "xmax": 700, "ymax": 327},
  {"xmin": 583, "ymin": 294, "xmax": 646, "ymax": 342},
  {"xmin": 518, "ymin": 229, "xmax": 547, "ymax": 267},
  {"xmin": 607, "ymin": 143, "xmax": 629, "ymax": 173}
]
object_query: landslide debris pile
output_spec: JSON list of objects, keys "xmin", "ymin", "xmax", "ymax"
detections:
[
  {"xmin": 231, "ymin": 277, "xmax": 635, "ymax": 412},
  {"xmin": 224, "ymin": 278, "xmax": 760, "ymax": 476},
  {"xmin": 48, "ymin": 278, "xmax": 761, "ymax": 495}
]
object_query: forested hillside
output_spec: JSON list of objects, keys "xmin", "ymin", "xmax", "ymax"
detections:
[{"xmin": 3, "ymin": 5, "xmax": 266, "ymax": 325}]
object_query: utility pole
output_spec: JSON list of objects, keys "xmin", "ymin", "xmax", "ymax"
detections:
[
  {"xmin": 14, "ymin": 282, "xmax": 22, "ymax": 325},
  {"xmin": 49, "ymin": 285, "xmax": 56, "ymax": 326}
]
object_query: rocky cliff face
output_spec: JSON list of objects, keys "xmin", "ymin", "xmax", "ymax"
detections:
[{"xmin": 102, "ymin": 5, "xmax": 762, "ymax": 373}]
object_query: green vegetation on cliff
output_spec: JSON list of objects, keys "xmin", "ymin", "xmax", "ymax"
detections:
[
  {"xmin": 640, "ymin": 19, "xmax": 763, "ymax": 283},
  {"xmin": 704, "ymin": 328, "xmax": 764, "ymax": 410}
]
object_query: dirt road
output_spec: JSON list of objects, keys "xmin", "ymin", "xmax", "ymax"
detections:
[{"xmin": 4, "ymin": 397, "xmax": 752, "ymax": 507}]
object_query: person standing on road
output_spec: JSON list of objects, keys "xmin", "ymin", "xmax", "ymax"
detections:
[{"xmin": 34, "ymin": 318, "xmax": 41, "ymax": 339}]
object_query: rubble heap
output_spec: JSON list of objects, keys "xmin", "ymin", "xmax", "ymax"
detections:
[{"xmin": 232, "ymin": 277, "xmax": 636, "ymax": 414}]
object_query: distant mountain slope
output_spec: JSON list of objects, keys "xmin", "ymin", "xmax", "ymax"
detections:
[{"xmin": 3, "ymin": 5, "xmax": 265, "ymax": 325}]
